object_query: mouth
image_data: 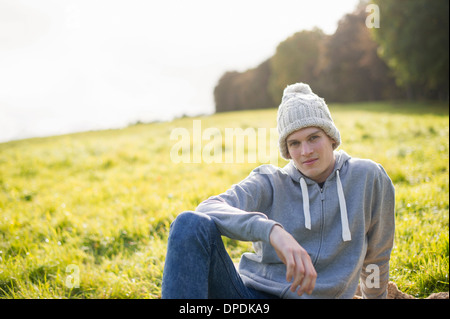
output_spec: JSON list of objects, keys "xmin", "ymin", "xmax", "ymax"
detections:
[{"xmin": 303, "ymin": 158, "xmax": 318, "ymax": 166}]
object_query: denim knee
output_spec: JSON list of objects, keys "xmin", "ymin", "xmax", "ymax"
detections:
[{"xmin": 169, "ymin": 211, "xmax": 217, "ymax": 242}]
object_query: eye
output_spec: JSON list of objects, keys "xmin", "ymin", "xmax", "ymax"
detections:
[
  {"xmin": 288, "ymin": 141, "xmax": 299, "ymax": 147},
  {"xmin": 309, "ymin": 135, "xmax": 320, "ymax": 142}
]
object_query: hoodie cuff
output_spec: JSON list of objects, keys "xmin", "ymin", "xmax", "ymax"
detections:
[{"xmin": 257, "ymin": 218, "xmax": 283, "ymax": 243}]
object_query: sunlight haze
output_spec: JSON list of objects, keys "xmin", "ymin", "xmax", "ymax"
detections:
[{"xmin": 0, "ymin": 0, "xmax": 360, "ymax": 142}]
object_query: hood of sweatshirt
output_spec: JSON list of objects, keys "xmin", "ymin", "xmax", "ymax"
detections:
[{"xmin": 283, "ymin": 150, "xmax": 353, "ymax": 241}]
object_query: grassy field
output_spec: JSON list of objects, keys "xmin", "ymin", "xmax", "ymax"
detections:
[{"xmin": 0, "ymin": 101, "xmax": 448, "ymax": 298}]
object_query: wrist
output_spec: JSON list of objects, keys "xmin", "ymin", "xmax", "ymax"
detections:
[{"xmin": 269, "ymin": 224, "xmax": 284, "ymax": 245}]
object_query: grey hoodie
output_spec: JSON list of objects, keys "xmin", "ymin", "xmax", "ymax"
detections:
[{"xmin": 196, "ymin": 150, "xmax": 395, "ymax": 299}]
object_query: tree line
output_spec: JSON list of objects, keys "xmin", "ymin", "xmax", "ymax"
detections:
[{"xmin": 214, "ymin": 0, "xmax": 448, "ymax": 112}]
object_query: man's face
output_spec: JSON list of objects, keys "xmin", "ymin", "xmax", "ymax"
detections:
[{"xmin": 286, "ymin": 127, "xmax": 336, "ymax": 183}]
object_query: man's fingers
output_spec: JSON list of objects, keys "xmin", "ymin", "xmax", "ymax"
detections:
[
  {"xmin": 285, "ymin": 254, "xmax": 295, "ymax": 283},
  {"xmin": 289, "ymin": 251, "xmax": 316, "ymax": 296},
  {"xmin": 289, "ymin": 254, "xmax": 305, "ymax": 293},
  {"xmin": 300, "ymin": 254, "xmax": 317, "ymax": 295},
  {"xmin": 269, "ymin": 226, "xmax": 317, "ymax": 295},
  {"xmin": 297, "ymin": 267, "xmax": 315, "ymax": 295}
]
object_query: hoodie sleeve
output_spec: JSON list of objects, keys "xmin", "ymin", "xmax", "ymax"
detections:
[
  {"xmin": 196, "ymin": 165, "xmax": 281, "ymax": 243},
  {"xmin": 360, "ymin": 164, "xmax": 396, "ymax": 299}
]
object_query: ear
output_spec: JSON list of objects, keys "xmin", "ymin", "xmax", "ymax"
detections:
[
  {"xmin": 328, "ymin": 136, "xmax": 337, "ymax": 149},
  {"xmin": 285, "ymin": 148, "xmax": 292, "ymax": 159}
]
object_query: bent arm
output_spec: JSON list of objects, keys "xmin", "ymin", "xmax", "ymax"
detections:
[{"xmin": 196, "ymin": 166, "xmax": 280, "ymax": 243}]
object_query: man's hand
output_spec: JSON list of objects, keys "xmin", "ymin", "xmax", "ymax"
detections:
[{"xmin": 269, "ymin": 225, "xmax": 317, "ymax": 296}]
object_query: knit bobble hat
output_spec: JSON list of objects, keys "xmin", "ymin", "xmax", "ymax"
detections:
[{"xmin": 277, "ymin": 83, "xmax": 341, "ymax": 160}]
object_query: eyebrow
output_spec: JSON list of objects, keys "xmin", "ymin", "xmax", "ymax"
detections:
[{"xmin": 287, "ymin": 129, "xmax": 322, "ymax": 143}]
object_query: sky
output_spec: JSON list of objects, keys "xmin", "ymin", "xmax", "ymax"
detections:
[{"xmin": 0, "ymin": 0, "xmax": 360, "ymax": 143}]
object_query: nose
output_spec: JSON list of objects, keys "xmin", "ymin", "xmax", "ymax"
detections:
[{"xmin": 301, "ymin": 143, "xmax": 313, "ymax": 156}]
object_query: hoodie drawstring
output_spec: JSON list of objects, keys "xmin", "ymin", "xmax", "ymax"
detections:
[
  {"xmin": 336, "ymin": 170, "xmax": 351, "ymax": 241},
  {"xmin": 299, "ymin": 170, "xmax": 351, "ymax": 242},
  {"xmin": 299, "ymin": 178, "xmax": 311, "ymax": 230}
]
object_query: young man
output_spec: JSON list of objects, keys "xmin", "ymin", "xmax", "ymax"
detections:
[{"xmin": 162, "ymin": 83, "xmax": 395, "ymax": 299}]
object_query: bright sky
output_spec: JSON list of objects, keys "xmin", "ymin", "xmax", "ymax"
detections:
[{"xmin": 0, "ymin": 0, "xmax": 360, "ymax": 143}]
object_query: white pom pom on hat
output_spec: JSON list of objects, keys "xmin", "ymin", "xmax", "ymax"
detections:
[
  {"xmin": 283, "ymin": 82, "xmax": 313, "ymax": 95},
  {"xmin": 277, "ymin": 83, "xmax": 341, "ymax": 160}
]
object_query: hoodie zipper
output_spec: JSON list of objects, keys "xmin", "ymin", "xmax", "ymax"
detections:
[
  {"xmin": 319, "ymin": 185, "xmax": 325, "ymax": 200},
  {"xmin": 312, "ymin": 183, "xmax": 325, "ymax": 266}
]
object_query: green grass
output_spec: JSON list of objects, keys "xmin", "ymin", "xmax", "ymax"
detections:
[{"xmin": 0, "ymin": 101, "xmax": 448, "ymax": 298}]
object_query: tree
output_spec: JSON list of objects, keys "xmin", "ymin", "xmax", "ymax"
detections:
[
  {"xmin": 214, "ymin": 71, "xmax": 241, "ymax": 112},
  {"xmin": 371, "ymin": 0, "xmax": 449, "ymax": 100},
  {"xmin": 320, "ymin": 4, "xmax": 401, "ymax": 102},
  {"xmin": 268, "ymin": 28, "xmax": 327, "ymax": 105},
  {"xmin": 214, "ymin": 59, "xmax": 272, "ymax": 112}
]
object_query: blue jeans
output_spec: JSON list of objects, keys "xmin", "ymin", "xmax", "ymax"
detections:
[{"xmin": 161, "ymin": 211, "xmax": 278, "ymax": 299}]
